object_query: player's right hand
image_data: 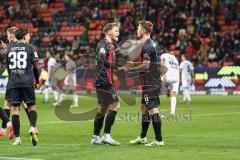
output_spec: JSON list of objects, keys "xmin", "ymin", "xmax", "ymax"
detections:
[{"xmin": 118, "ymin": 66, "xmax": 129, "ymax": 72}]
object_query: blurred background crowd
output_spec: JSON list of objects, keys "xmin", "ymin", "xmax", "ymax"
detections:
[{"xmin": 0, "ymin": 0, "xmax": 239, "ymax": 68}]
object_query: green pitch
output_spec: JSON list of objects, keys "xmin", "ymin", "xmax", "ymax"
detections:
[{"xmin": 0, "ymin": 94, "xmax": 239, "ymax": 160}]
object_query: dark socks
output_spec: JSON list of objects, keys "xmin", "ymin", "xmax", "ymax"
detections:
[
  {"xmin": 2, "ymin": 109, "xmax": 10, "ymax": 128},
  {"xmin": 3, "ymin": 109, "xmax": 10, "ymax": 118},
  {"xmin": 104, "ymin": 110, "xmax": 117, "ymax": 134},
  {"xmin": 24, "ymin": 108, "xmax": 30, "ymax": 120},
  {"xmin": 29, "ymin": 110, "xmax": 37, "ymax": 127},
  {"xmin": 93, "ymin": 112, "xmax": 105, "ymax": 136},
  {"xmin": 151, "ymin": 113, "xmax": 162, "ymax": 142},
  {"xmin": 0, "ymin": 108, "xmax": 10, "ymax": 126},
  {"xmin": 140, "ymin": 113, "xmax": 150, "ymax": 138},
  {"xmin": 12, "ymin": 115, "xmax": 20, "ymax": 137}
]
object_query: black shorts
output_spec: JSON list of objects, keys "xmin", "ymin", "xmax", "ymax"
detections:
[
  {"xmin": 141, "ymin": 85, "xmax": 160, "ymax": 108},
  {"xmin": 96, "ymin": 85, "xmax": 119, "ymax": 105},
  {"xmin": 5, "ymin": 88, "xmax": 11, "ymax": 101},
  {"xmin": 11, "ymin": 87, "xmax": 36, "ymax": 107}
]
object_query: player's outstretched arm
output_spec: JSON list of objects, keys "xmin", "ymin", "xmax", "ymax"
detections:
[{"xmin": 127, "ymin": 60, "xmax": 150, "ymax": 72}]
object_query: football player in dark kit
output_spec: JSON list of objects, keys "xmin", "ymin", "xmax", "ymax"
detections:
[
  {"xmin": 0, "ymin": 27, "xmax": 18, "ymax": 138},
  {"xmin": 91, "ymin": 23, "xmax": 121, "ymax": 146},
  {"xmin": 5, "ymin": 28, "xmax": 39, "ymax": 146},
  {"xmin": 0, "ymin": 27, "xmax": 39, "ymax": 138},
  {"xmin": 121, "ymin": 20, "xmax": 164, "ymax": 147}
]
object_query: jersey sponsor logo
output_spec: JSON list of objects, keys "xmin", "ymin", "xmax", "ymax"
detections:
[{"xmin": 205, "ymin": 78, "xmax": 236, "ymax": 88}]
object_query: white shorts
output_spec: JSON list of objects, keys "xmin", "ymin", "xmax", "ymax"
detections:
[
  {"xmin": 64, "ymin": 75, "xmax": 76, "ymax": 86},
  {"xmin": 170, "ymin": 81, "xmax": 179, "ymax": 94},
  {"xmin": 44, "ymin": 79, "xmax": 50, "ymax": 86},
  {"xmin": 182, "ymin": 79, "xmax": 191, "ymax": 88},
  {"xmin": 161, "ymin": 77, "xmax": 179, "ymax": 94}
]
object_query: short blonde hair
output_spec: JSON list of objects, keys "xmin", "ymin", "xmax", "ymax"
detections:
[
  {"xmin": 139, "ymin": 20, "xmax": 153, "ymax": 33},
  {"xmin": 7, "ymin": 27, "xmax": 19, "ymax": 34},
  {"xmin": 103, "ymin": 23, "xmax": 119, "ymax": 34}
]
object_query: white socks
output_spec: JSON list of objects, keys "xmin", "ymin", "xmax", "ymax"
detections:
[
  {"xmin": 73, "ymin": 95, "xmax": 78, "ymax": 106},
  {"xmin": 184, "ymin": 89, "xmax": 191, "ymax": 102},
  {"xmin": 171, "ymin": 96, "xmax": 176, "ymax": 115},
  {"xmin": 104, "ymin": 133, "xmax": 111, "ymax": 138},
  {"xmin": 183, "ymin": 90, "xmax": 187, "ymax": 101},
  {"xmin": 44, "ymin": 88, "xmax": 49, "ymax": 101},
  {"xmin": 53, "ymin": 91, "xmax": 60, "ymax": 102},
  {"xmin": 58, "ymin": 94, "xmax": 65, "ymax": 103},
  {"xmin": 57, "ymin": 94, "xmax": 78, "ymax": 107},
  {"xmin": 15, "ymin": 137, "xmax": 21, "ymax": 140}
]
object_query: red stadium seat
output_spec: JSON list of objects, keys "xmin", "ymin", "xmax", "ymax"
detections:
[
  {"xmin": 223, "ymin": 62, "xmax": 234, "ymax": 66},
  {"xmin": 217, "ymin": 15, "xmax": 224, "ymax": 21},
  {"xmin": 218, "ymin": 20, "xmax": 225, "ymax": 26},
  {"xmin": 221, "ymin": 25, "xmax": 228, "ymax": 32},
  {"xmin": 42, "ymin": 37, "xmax": 50, "ymax": 43}
]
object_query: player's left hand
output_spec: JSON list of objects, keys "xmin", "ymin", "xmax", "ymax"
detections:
[
  {"xmin": 1, "ymin": 41, "xmax": 7, "ymax": 49},
  {"xmin": 125, "ymin": 61, "xmax": 134, "ymax": 67}
]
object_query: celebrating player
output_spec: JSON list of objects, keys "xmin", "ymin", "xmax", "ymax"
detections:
[
  {"xmin": 0, "ymin": 27, "xmax": 38, "ymax": 138},
  {"xmin": 91, "ymin": 23, "xmax": 121, "ymax": 146},
  {"xmin": 160, "ymin": 51, "xmax": 180, "ymax": 116},
  {"xmin": 5, "ymin": 28, "xmax": 39, "ymax": 146},
  {"xmin": 0, "ymin": 27, "xmax": 18, "ymax": 137},
  {"xmin": 180, "ymin": 54, "xmax": 194, "ymax": 103},
  {"xmin": 122, "ymin": 20, "xmax": 164, "ymax": 147}
]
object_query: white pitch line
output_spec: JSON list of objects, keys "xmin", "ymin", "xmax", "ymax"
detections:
[
  {"xmin": 194, "ymin": 112, "xmax": 240, "ymax": 117},
  {"xmin": 0, "ymin": 157, "xmax": 44, "ymax": 160},
  {"xmin": 19, "ymin": 112, "xmax": 240, "ymax": 126}
]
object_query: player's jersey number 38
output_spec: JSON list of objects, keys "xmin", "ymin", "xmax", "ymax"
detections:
[{"xmin": 8, "ymin": 51, "xmax": 27, "ymax": 69}]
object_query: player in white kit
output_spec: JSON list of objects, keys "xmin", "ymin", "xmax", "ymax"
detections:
[
  {"xmin": 180, "ymin": 55, "xmax": 194, "ymax": 103},
  {"xmin": 53, "ymin": 53, "xmax": 78, "ymax": 108},
  {"xmin": 44, "ymin": 51, "xmax": 59, "ymax": 103},
  {"xmin": 160, "ymin": 52, "xmax": 180, "ymax": 116}
]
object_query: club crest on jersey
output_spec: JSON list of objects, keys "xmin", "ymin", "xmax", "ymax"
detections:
[
  {"xmin": 100, "ymin": 48, "xmax": 106, "ymax": 54},
  {"xmin": 34, "ymin": 52, "xmax": 38, "ymax": 58},
  {"xmin": 112, "ymin": 93, "xmax": 117, "ymax": 99}
]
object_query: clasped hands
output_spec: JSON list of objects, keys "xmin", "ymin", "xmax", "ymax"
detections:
[{"xmin": 117, "ymin": 61, "xmax": 134, "ymax": 72}]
